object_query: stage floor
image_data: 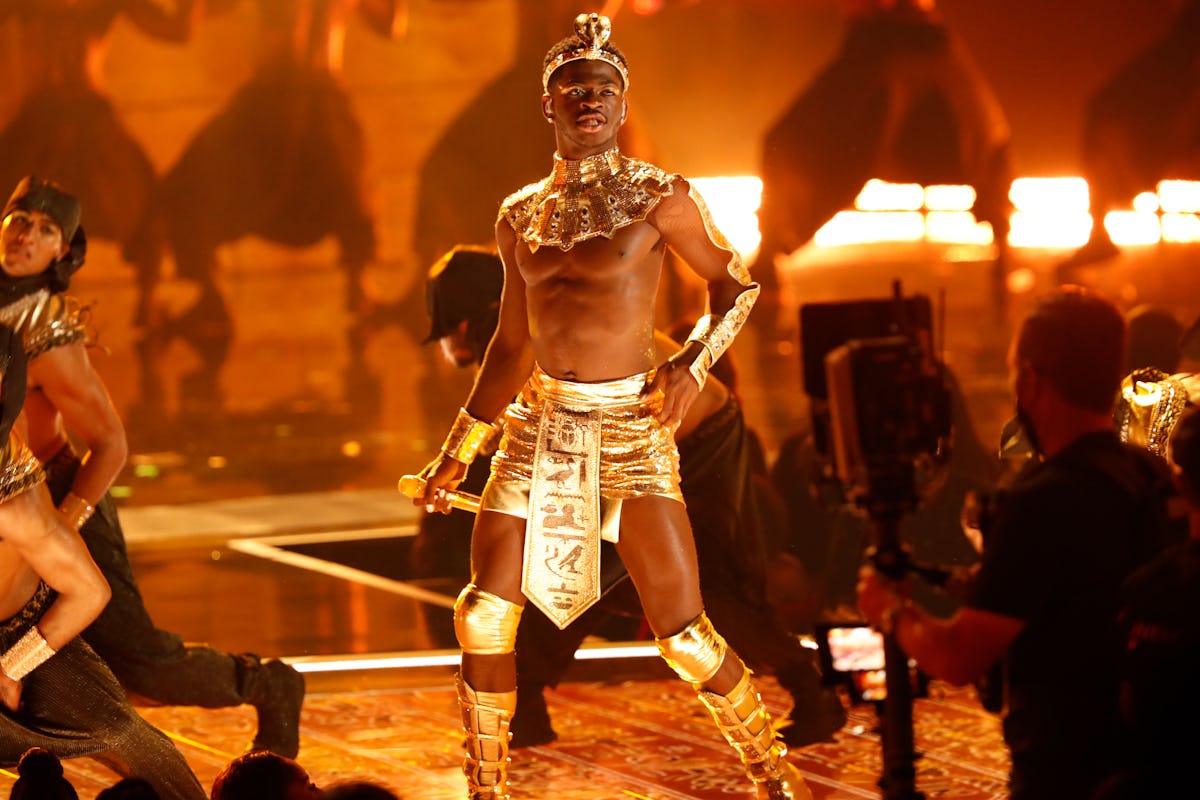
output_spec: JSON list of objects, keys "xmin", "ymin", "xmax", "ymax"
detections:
[
  {"xmin": 4, "ymin": 676, "xmax": 1009, "ymax": 799},
  {"xmin": 0, "ymin": 491, "xmax": 1009, "ymax": 799}
]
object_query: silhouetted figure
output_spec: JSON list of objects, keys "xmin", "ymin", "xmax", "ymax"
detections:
[
  {"xmin": 95, "ymin": 777, "xmax": 161, "ymax": 800},
  {"xmin": 1059, "ymin": 0, "xmax": 1200, "ymax": 278},
  {"xmin": 210, "ymin": 751, "xmax": 323, "ymax": 800},
  {"xmin": 133, "ymin": 0, "xmax": 405, "ymax": 332},
  {"xmin": 751, "ymin": 0, "xmax": 1012, "ymax": 326},
  {"xmin": 0, "ymin": 0, "xmax": 199, "ymax": 327},
  {"xmin": 325, "ymin": 781, "xmax": 403, "ymax": 800},
  {"xmin": 10, "ymin": 748, "xmax": 78, "ymax": 800}
]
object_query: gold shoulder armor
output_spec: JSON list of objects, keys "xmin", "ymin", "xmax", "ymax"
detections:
[
  {"xmin": 0, "ymin": 434, "xmax": 45, "ymax": 503},
  {"xmin": 0, "ymin": 290, "xmax": 87, "ymax": 359}
]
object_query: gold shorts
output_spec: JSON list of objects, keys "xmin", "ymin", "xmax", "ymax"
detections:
[{"xmin": 481, "ymin": 364, "xmax": 683, "ymax": 542}]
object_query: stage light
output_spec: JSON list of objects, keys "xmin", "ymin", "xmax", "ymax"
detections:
[
  {"xmin": 924, "ymin": 184, "xmax": 976, "ymax": 212},
  {"xmin": 1105, "ymin": 210, "xmax": 1161, "ymax": 246},
  {"xmin": 1158, "ymin": 180, "xmax": 1200, "ymax": 213},
  {"xmin": 688, "ymin": 176, "xmax": 763, "ymax": 260},
  {"xmin": 856, "ymin": 179, "xmax": 924, "ymax": 211}
]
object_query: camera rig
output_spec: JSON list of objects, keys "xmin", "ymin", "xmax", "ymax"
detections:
[{"xmin": 799, "ymin": 281, "xmax": 953, "ymax": 800}]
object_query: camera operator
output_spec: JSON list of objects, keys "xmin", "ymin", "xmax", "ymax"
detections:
[{"xmin": 857, "ymin": 286, "xmax": 1180, "ymax": 800}]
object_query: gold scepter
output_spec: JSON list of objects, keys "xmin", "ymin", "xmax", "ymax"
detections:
[{"xmin": 397, "ymin": 474, "xmax": 482, "ymax": 514}]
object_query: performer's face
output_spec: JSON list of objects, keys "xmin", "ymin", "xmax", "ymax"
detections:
[
  {"xmin": 542, "ymin": 60, "xmax": 627, "ymax": 158},
  {"xmin": 0, "ymin": 209, "xmax": 67, "ymax": 277}
]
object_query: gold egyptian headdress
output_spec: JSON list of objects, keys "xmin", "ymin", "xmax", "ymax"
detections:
[
  {"xmin": 542, "ymin": 13, "xmax": 630, "ymax": 92},
  {"xmin": 1115, "ymin": 368, "xmax": 1200, "ymax": 458}
]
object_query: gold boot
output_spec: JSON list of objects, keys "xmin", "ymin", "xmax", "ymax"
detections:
[
  {"xmin": 457, "ymin": 673, "xmax": 517, "ymax": 800},
  {"xmin": 696, "ymin": 668, "xmax": 814, "ymax": 800}
]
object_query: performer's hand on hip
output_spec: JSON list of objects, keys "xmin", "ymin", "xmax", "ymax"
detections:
[
  {"xmin": 647, "ymin": 359, "xmax": 699, "ymax": 432},
  {"xmin": 414, "ymin": 455, "xmax": 467, "ymax": 514}
]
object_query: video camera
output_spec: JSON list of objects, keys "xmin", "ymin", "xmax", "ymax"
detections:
[
  {"xmin": 799, "ymin": 283, "xmax": 953, "ymax": 799},
  {"xmin": 799, "ymin": 284, "xmax": 951, "ymax": 514}
]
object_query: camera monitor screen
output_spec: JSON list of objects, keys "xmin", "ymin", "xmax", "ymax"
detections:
[
  {"xmin": 798, "ymin": 295, "xmax": 933, "ymax": 400},
  {"xmin": 815, "ymin": 623, "xmax": 927, "ymax": 704},
  {"xmin": 827, "ymin": 625, "xmax": 886, "ymax": 672}
]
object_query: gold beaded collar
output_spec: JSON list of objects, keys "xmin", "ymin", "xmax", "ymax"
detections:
[{"xmin": 498, "ymin": 148, "xmax": 675, "ymax": 252}]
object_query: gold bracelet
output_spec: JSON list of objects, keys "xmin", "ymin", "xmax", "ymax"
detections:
[
  {"xmin": 1, "ymin": 626, "xmax": 57, "ymax": 681},
  {"xmin": 58, "ymin": 492, "xmax": 95, "ymax": 532},
  {"xmin": 440, "ymin": 408, "xmax": 496, "ymax": 465}
]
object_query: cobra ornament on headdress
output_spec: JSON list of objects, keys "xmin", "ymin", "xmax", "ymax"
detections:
[{"xmin": 542, "ymin": 13, "xmax": 629, "ymax": 92}]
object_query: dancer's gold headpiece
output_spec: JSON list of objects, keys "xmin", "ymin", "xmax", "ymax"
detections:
[{"xmin": 542, "ymin": 13, "xmax": 630, "ymax": 93}]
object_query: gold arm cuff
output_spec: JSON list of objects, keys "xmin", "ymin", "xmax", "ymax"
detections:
[
  {"xmin": 441, "ymin": 408, "xmax": 496, "ymax": 465},
  {"xmin": 656, "ymin": 612, "xmax": 728, "ymax": 687},
  {"xmin": 678, "ymin": 284, "xmax": 760, "ymax": 389},
  {"xmin": 1, "ymin": 625, "xmax": 57, "ymax": 681},
  {"xmin": 58, "ymin": 491, "xmax": 95, "ymax": 532}
]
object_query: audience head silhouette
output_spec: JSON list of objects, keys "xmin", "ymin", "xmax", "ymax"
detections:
[
  {"xmin": 324, "ymin": 781, "xmax": 402, "ymax": 800},
  {"xmin": 10, "ymin": 748, "xmax": 78, "ymax": 800},
  {"xmin": 96, "ymin": 777, "xmax": 161, "ymax": 800},
  {"xmin": 210, "ymin": 751, "xmax": 324, "ymax": 800}
]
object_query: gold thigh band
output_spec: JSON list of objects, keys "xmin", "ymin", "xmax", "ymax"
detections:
[{"xmin": 482, "ymin": 366, "xmax": 683, "ymax": 629}]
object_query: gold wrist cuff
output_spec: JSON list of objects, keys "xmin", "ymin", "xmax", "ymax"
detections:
[
  {"xmin": 58, "ymin": 492, "xmax": 95, "ymax": 531},
  {"xmin": 1, "ymin": 625, "xmax": 56, "ymax": 681},
  {"xmin": 440, "ymin": 408, "xmax": 495, "ymax": 465},
  {"xmin": 679, "ymin": 283, "xmax": 760, "ymax": 389}
]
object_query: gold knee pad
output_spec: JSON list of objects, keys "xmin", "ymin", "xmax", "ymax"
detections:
[
  {"xmin": 454, "ymin": 584, "xmax": 523, "ymax": 655},
  {"xmin": 656, "ymin": 612, "xmax": 728, "ymax": 687}
]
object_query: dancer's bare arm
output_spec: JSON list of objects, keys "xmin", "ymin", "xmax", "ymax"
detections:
[
  {"xmin": 0, "ymin": 483, "xmax": 110, "ymax": 709},
  {"xmin": 28, "ymin": 343, "xmax": 128, "ymax": 511}
]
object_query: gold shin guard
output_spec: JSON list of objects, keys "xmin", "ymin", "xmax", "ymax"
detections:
[
  {"xmin": 659, "ymin": 617, "xmax": 811, "ymax": 800},
  {"xmin": 656, "ymin": 613, "xmax": 727, "ymax": 687},
  {"xmin": 697, "ymin": 667, "xmax": 813, "ymax": 800},
  {"xmin": 457, "ymin": 674, "xmax": 517, "ymax": 800}
]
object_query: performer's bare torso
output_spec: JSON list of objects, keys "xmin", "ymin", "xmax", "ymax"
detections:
[
  {"xmin": 516, "ymin": 221, "xmax": 666, "ymax": 382},
  {"xmin": 0, "ymin": 546, "xmax": 37, "ymax": 618},
  {"xmin": 20, "ymin": 385, "xmax": 68, "ymax": 464}
]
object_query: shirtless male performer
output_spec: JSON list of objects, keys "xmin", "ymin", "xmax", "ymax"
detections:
[
  {"xmin": 415, "ymin": 14, "xmax": 811, "ymax": 800},
  {"xmin": 0, "ymin": 323, "xmax": 206, "ymax": 799},
  {"xmin": 0, "ymin": 176, "xmax": 305, "ymax": 757}
]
